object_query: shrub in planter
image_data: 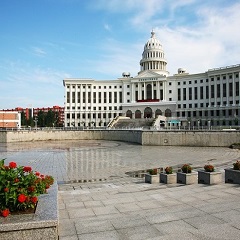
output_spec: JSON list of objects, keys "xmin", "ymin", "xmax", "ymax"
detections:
[
  {"xmin": 0, "ymin": 159, "xmax": 54, "ymax": 218},
  {"xmin": 204, "ymin": 164, "xmax": 214, "ymax": 172},
  {"xmin": 165, "ymin": 166, "xmax": 173, "ymax": 174},
  {"xmin": 233, "ymin": 160, "xmax": 240, "ymax": 170},
  {"xmin": 181, "ymin": 164, "xmax": 192, "ymax": 173},
  {"xmin": 147, "ymin": 168, "xmax": 158, "ymax": 175}
]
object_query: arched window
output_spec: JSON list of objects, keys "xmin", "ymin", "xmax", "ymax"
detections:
[
  {"xmin": 144, "ymin": 107, "xmax": 152, "ymax": 118},
  {"xmin": 135, "ymin": 110, "xmax": 141, "ymax": 119},
  {"xmin": 165, "ymin": 109, "xmax": 172, "ymax": 117},
  {"xmin": 126, "ymin": 110, "xmax": 132, "ymax": 118},
  {"xmin": 155, "ymin": 109, "xmax": 162, "ymax": 117},
  {"xmin": 147, "ymin": 84, "xmax": 152, "ymax": 100}
]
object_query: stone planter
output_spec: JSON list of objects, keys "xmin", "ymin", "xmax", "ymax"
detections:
[
  {"xmin": 177, "ymin": 172, "xmax": 197, "ymax": 185},
  {"xmin": 225, "ymin": 168, "xmax": 240, "ymax": 184},
  {"xmin": 0, "ymin": 182, "xmax": 58, "ymax": 239},
  {"xmin": 160, "ymin": 173, "xmax": 176, "ymax": 184},
  {"xmin": 145, "ymin": 173, "xmax": 159, "ymax": 184},
  {"xmin": 198, "ymin": 171, "xmax": 222, "ymax": 185}
]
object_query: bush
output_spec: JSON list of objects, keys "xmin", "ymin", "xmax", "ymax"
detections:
[
  {"xmin": 147, "ymin": 168, "xmax": 158, "ymax": 175},
  {"xmin": 165, "ymin": 166, "xmax": 173, "ymax": 174},
  {"xmin": 204, "ymin": 164, "xmax": 214, "ymax": 172},
  {"xmin": 181, "ymin": 164, "xmax": 192, "ymax": 173},
  {"xmin": 233, "ymin": 160, "xmax": 240, "ymax": 170},
  {"xmin": 0, "ymin": 159, "xmax": 54, "ymax": 218}
]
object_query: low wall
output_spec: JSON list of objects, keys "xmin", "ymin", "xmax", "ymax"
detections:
[
  {"xmin": 0, "ymin": 129, "xmax": 240, "ymax": 147},
  {"xmin": 142, "ymin": 131, "xmax": 240, "ymax": 147}
]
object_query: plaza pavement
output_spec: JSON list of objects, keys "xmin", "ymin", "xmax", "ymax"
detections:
[
  {"xmin": 1, "ymin": 140, "xmax": 240, "ymax": 239},
  {"xmin": 58, "ymin": 171, "xmax": 240, "ymax": 240}
]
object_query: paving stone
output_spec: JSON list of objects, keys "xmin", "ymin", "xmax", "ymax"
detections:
[
  {"xmin": 183, "ymin": 215, "xmax": 225, "ymax": 229},
  {"xmin": 65, "ymin": 201, "xmax": 85, "ymax": 209},
  {"xmin": 92, "ymin": 205, "xmax": 120, "ymax": 216},
  {"xmin": 146, "ymin": 212, "xmax": 181, "ymax": 224},
  {"xmin": 78, "ymin": 230, "xmax": 120, "ymax": 240},
  {"xmin": 110, "ymin": 216, "xmax": 149, "ymax": 230},
  {"xmin": 75, "ymin": 219, "xmax": 114, "ymax": 234},
  {"xmin": 68, "ymin": 208, "xmax": 95, "ymax": 219},
  {"xmin": 154, "ymin": 219, "xmax": 197, "ymax": 234},
  {"xmin": 58, "ymin": 219, "xmax": 77, "ymax": 237},
  {"xmin": 117, "ymin": 225, "xmax": 163, "ymax": 240},
  {"xmin": 115, "ymin": 202, "xmax": 142, "ymax": 213}
]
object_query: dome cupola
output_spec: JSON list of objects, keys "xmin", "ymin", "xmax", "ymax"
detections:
[{"xmin": 139, "ymin": 30, "xmax": 168, "ymax": 76}]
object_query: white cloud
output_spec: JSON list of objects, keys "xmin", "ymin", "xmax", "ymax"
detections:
[
  {"xmin": 32, "ymin": 47, "xmax": 47, "ymax": 57},
  {"xmin": 92, "ymin": 0, "xmax": 240, "ymax": 75},
  {"xmin": 104, "ymin": 23, "xmax": 111, "ymax": 31},
  {"xmin": 0, "ymin": 61, "xmax": 70, "ymax": 108}
]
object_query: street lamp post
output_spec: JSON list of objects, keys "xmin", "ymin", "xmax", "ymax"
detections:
[
  {"xmin": 33, "ymin": 117, "xmax": 38, "ymax": 130},
  {"xmin": 208, "ymin": 120, "xmax": 211, "ymax": 130}
]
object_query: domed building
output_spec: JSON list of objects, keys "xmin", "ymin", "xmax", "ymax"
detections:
[{"xmin": 63, "ymin": 31, "xmax": 240, "ymax": 128}]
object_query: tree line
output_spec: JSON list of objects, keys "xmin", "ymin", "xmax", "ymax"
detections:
[{"xmin": 21, "ymin": 110, "xmax": 62, "ymax": 127}]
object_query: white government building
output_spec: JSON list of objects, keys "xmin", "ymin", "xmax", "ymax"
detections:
[{"xmin": 63, "ymin": 31, "xmax": 240, "ymax": 128}]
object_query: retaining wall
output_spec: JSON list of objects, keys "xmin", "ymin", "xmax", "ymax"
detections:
[{"xmin": 0, "ymin": 130, "xmax": 240, "ymax": 147}]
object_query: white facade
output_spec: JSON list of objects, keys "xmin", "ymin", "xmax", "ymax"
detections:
[{"xmin": 63, "ymin": 31, "xmax": 240, "ymax": 128}]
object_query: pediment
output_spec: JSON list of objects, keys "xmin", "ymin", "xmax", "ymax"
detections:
[{"xmin": 134, "ymin": 70, "xmax": 163, "ymax": 79}]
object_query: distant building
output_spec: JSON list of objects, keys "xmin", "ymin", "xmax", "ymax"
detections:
[
  {"xmin": 0, "ymin": 111, "xmax": 21, "ymax": 128},
  {"xmin": 1, "ymin": 106, "xmax": 64, "ymax": 127},
  {"xmin": 63, "ymin": 31, "xmax": 240, "ymax": 128}
]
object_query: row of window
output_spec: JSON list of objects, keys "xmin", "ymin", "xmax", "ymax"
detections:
[
  {"xmin": 143, "ymin": 51, "xmax": 164, "ymax": 59},
  {"xmin": 177, "ymin": 73, "xmax": 239, "ymax": 86},
  {"xmin": 176, "ymin": 109, "xmax": 239, "ymax": 118},
  {"xmin": 66, "ymin": 112, "xmax": 119, "ymax": 120},
  {"xmin": 178, "ymin": 82, "xmax": 240, "ymax": 101},
  {"xmin": 67, "ymin": 106, "xmax": 122, "ymax": 111},
  {"xmin": 178, "ymin": 100, "xmax": 240, "ymax": 109},
  {"xmin": 67, "ymin": 92, "xmax": 123, "ymax": 104},
  {"xmin": 66, "ymin": 85, "xmax": 123, "ymax": 89}
]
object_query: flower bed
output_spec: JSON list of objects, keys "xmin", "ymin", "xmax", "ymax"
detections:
[
  {"xmin": 0, "ymin": 159, "xmax": 54, "ymax": 217},
  {"xmin": 0, "ymin": 159, "xmax": 58, "ymax": 239},
  {"xmin": 198, "ymin": 164, "xmax": 222, "ymax": 185},
  {"xmin": 160, "ymin": 166, "xmax": 176, "ymax": 184}
]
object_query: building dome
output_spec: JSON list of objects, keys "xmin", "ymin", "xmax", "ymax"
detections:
[
  {"xmin": 139, "ymin": 30, "xmax": 168, "ymax": 76},
  {"xmin": 144, "ymin": 31, "xmax": 163, "ymax": 51}
]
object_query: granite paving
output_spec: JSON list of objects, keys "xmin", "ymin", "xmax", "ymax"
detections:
[{"xmin": 1, "ymin": 140, "xmax": 240, "ymax": 239}]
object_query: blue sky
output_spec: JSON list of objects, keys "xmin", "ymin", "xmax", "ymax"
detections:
[{"xmin": 1, "ymin": 0, "xmax": 240, "ymax": 109}]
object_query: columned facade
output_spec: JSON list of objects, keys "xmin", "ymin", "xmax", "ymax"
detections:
[{"xmin": 63, "ymin": 31, "xmax": 240, "ymax": 128}]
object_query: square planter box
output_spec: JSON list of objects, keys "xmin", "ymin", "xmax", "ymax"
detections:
[
  {"xmin": 160, "ymin": 173, "xmax": 176, "ymax": 184},
  {"xmin": 145, "ymin": 173, "xmax": 159, "ymax": 184},
  {"xmin": 177, "ymin": 172, "xmax": 197, "ymax": 185},
  {"xmin": 225, "ymin": 168, "xmax": 240, "ymax": 184},
  {"xmin": 198, "ymin": 171, "xmax": 222, "ymax": 185}
]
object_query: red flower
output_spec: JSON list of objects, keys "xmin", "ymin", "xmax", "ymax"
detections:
[
  {"xmin": 9, "ymin": 162, "xmax": 17, "ymax": 168},
  {"xmin": 40, "ymin": 174, "xmax": 44, "ymax": 179},
  {"xmin": 35, "ymin": 172, "xmax": 40, "ymax": 176},
  {"xmin": 23, "ymin": 166, "xmax": 32, "ymax": 172},
  {"xmin": 14, "ymin": 178, "xmax": 19, "ymax": 183},
  {"xmin": 31, "ymin": 196, "xmax": 38, "ymax": 204},
  {"xmin": 4, "ymin": 188, "xmax": 9, "ymax": 192},
  {"xmin": 27, "ymin": 186, "xmax": 35, "ymax": 192},
  {"xmin": 18, "ymin": 194, "xmax": 27, "ymax": 203},
  {"xmin": 1, "ymin": 209, "xmax": 10, "ymax": 217}
]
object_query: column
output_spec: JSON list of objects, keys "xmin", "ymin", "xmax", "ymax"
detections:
[
  {"xmin": 152, "ymin": 82, "xmax": 154, "ymax": 99},
  {"xmin": 156, "ymin": 81, "xmax": 160, "ymax": 99},
  {"xmin": 144, "ymin": 82, "xmax": 146, "ymax": 99},
  {"xmin": 232, "ymin": 74, "xmax": 235, "ymax": 104},
  {"xmin": 131, "ymin": 83, "xmax": 135, "ymax": 102}
]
